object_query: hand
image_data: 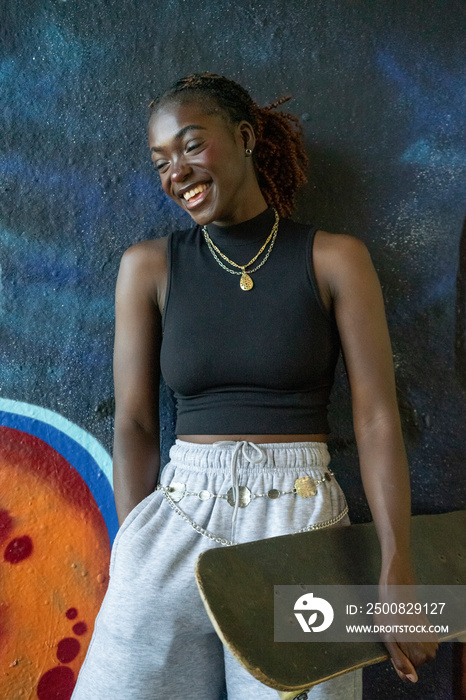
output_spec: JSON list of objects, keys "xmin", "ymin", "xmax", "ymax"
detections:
[
  {"xmin": 382, "ymin": 624, "xmax": 439, "ymax": 683},
  {"xmin": 375, "ymin": 585, "xmax": 439, "ymax": 682}
]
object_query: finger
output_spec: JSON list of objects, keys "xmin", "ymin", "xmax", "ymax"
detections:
[
  {"xmin": 385, "ymin": 642, "xmax": 418, "ymax": 682},
  {"xmin": 390, "ymin": 658, "xmax": 418, "ymax": 683},
  {"xmin": 400, "ymin": 641, "xmax": 439, "ymax": 667}
]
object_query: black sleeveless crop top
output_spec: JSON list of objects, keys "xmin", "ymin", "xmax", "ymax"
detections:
[{"xmin": 160, "ymin": 207, "xmax": 341, "ymax": 434}]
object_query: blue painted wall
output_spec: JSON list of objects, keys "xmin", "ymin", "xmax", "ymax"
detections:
[{"xmin": 1, "ymin": 1, "xmax": 465, "ymax": 697}]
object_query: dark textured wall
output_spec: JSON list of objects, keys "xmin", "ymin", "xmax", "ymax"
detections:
[{"xmin": 1, "ymin": 0, "xmax": 465, "ymax": 697}]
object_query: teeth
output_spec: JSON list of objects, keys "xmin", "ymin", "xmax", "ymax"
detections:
[{"xmin": 183, "ymin": 183, "xmax": 208, "ymax": 201}]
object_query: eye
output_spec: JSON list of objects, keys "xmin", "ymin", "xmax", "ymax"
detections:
[
  {"xmin": 154, "ymin": 161, "xmax": 169, "ymax": 172},
  {"xmin": 186, "ymin": 141, "xmax": 202, "ymax": 153}
]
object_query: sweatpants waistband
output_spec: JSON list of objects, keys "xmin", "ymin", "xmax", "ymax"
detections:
[
  {"xmin": 168, "ymin": 440, "xmax": 332, "ymax": 542},
  {"xmin": 168, "ymin": 438, "xmax": 331, "ymax": 474}
]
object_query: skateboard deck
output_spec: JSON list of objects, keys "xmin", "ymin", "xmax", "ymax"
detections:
[{"xmin": 195, "ymin": 510, "xmax": 466, "ymax": 699}]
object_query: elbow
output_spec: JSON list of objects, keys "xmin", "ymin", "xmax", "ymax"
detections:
[
  {"xmin": 353, "ymin": 408, "xmax": 403, "ymax": 442},
  {"xmin": 114, "ymin": 413, "xmax": 159, "ymax": 441}
]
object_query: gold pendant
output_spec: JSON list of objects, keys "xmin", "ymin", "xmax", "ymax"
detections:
[
  {"xmin": 240, "ymin": 272, "xmax": 253, "ymax": 291},
  {"xmin": 294, "ymin": 476, "xmax": 317, "ymax": 498}
]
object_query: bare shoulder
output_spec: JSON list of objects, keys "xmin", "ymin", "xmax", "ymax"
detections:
[
  {"xmin": 117, "ymin": 236, "xmax": 169, "ymax": 310},
  {"xmin": 120, "ymin": 236, "xmax": 168, "ymax": 274},
  {"xmin": 313, "ymin": 230, "xmax": 375, "ymax": 300},
  {"xmin": 314, "ymin": 230, "xmax": 371, "ymax": 267}
]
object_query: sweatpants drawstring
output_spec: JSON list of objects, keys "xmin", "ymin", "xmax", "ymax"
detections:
[{"xmin": 213, "ymin": 440, "xmax": 266, "ymax": 540}]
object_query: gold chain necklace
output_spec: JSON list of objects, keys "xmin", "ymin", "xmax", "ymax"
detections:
[{"xmin": 202, "ymin": 209, "xmax": 279, "ymax": 291}]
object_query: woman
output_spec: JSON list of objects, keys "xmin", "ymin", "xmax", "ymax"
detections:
[{"xmin": 72, "ymin": 73, "xmax": 438, "ymax": 700}]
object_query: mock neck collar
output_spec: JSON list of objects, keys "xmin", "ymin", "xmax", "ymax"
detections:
[{"xmin": 204, "ymin": 207, "xmax": 276, "ymax": 242}]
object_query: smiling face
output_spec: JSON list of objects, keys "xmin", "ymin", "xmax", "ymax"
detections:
[{"xmin": 148, "ymin": 98, "xmax": 267, "ymax": 226}]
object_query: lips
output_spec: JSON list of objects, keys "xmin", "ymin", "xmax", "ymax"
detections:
[{"xmin": 178, "ymin": 181, "xmax": 212, "ymax": 208}]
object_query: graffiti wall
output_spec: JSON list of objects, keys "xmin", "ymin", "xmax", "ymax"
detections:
[
  {"xmin": 0, "ymin": 399, "xmax": 117, "ymax": 698},
  {"xmin": 0, "ymin": 1, "xmax": 464, "ymax": 698}
]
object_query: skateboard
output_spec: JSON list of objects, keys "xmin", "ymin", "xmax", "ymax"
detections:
[{"xmin": 195, "ymin": 510, "xmax": 466, "ymax": 699}]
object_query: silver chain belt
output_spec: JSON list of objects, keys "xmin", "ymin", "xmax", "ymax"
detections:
[
  {"xmin": 156, "ymin": 470, "xmax": 334, "ymax": 508},
  {"xmin": 160, "ymin": 488, "xmax": 349, "ymax": 547}
]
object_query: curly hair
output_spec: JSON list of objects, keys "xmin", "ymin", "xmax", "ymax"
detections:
[{"xmin": 149, "ymin": 73, "xmax": 308, "ymax": 218}]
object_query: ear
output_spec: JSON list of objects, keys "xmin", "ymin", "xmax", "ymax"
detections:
[{"xmin": 237, "ymin": 121, "xmax": 256, "ymax": 152}]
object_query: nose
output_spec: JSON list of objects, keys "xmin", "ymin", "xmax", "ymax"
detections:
[{"xmin": 170, "ymin": 155, "xmax": 191, "ymax": 183}]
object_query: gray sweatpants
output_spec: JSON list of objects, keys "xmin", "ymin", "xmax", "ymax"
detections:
[{"xmin": 72, "ymin": 440, "xmax": 362, "ymax": 699}]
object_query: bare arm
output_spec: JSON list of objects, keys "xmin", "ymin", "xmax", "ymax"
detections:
[
  {"xmin": 314, "ymin": 231, "xmax": 438, "ymax": 680},
  {"xmin": 112, "ymin": 238, "xmax": 167, "ymax": 526},
  {"xmin": 328, "ymin": 236, "xmax": 412, "ymax": 581}
]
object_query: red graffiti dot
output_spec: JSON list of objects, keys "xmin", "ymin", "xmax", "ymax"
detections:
[
  {"xmin": 4, "ymin": 535, "xmax": 33, "ymax": 563},
  {"xmin": 37, "ymin": 666, "xmax": 75, "ymax": 700},
  {"xmin": 0, "ymin": 510, "xmax": 13, "ymax": 545},
  {"xmin": 72, "ymin": 621, "xmax": 87, "ymax": 636},
  {"xmin": 57, "ymin": 637, "xmax": 81, "ymax": 663},
  {"xmin": 65, "ymin": 608, "xmax": 78, "ymax": 620}
]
